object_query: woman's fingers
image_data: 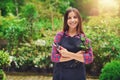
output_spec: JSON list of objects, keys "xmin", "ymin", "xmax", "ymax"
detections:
[{"xmin": 77, "ymin": 50, "xmax": 85, "ymax": 54}]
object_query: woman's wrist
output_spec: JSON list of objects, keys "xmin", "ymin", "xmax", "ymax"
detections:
[
  {"xmin": 67, "ymin": 52, "xmax": 76, "ymax": 59},
  {"xmin": 68, "ymin": 52, "xmax": 84, "ymax": 62}
]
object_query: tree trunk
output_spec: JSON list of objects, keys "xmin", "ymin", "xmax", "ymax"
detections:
[
  {"xmin": 14, "ymin": 0, "xmax": 19, "ymax": 16},
  {"xmin": 0, "ymin": 10, "xmax": 1, "ymax": 16}
]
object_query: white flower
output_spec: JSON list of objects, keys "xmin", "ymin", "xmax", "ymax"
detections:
[
  {"xmin": 9, "ymin": 56, "xmax": 14, "ymax": 62},
  {"xmin": 34, "ymin": 39, "xmax": 46, "ymax": 46}
]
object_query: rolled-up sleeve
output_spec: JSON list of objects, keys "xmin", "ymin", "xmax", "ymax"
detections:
[
  {"xmin": 51, "ymin": 45, "xmax": 61, "ymax": 62},
  {"xmin": 51, "ymin": 32, "xmax": 63, "ymax": 63},
  {"xmin": 83, "ymin": 39, "xmax": 94, "ymax": 64}
]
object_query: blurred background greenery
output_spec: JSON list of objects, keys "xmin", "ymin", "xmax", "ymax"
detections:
[{"xmin": 0, "ymin": 0, "xmax": 120, "ymax": 80}]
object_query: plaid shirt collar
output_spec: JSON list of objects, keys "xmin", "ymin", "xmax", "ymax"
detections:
[{"xmin": 64, "ymin": 31, "xmax": 83, "ymax": 38}]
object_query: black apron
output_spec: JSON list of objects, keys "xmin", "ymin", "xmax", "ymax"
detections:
[{"xmin": 53, "ymin": 33, "xmax": 86, "ymax": 80}]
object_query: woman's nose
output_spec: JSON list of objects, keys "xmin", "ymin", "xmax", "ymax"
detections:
[{"xmin": 71, "ymin": 18, "xmax": 75, "ymax": 22}]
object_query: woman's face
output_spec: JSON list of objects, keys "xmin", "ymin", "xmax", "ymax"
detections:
[{"xmin": 67, "ymin": 11, "xmax": 79, "ymax": 30}]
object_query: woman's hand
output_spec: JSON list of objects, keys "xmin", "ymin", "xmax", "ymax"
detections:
[
  {"xmin": 76, "ymin": 50, "xmax": 85, "ymax": 54},
  {"xmin": 58, "ymin": 47, "xmax": 71, "ymax": 58},
  {"xmin": 58, "ymin": 47, "xmax": 85, "ymax": 62}
]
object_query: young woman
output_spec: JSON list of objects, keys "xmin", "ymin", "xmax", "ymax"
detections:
[{"xmin": 51, "ymin": 7, "xmax": 94, "ymax": 80}]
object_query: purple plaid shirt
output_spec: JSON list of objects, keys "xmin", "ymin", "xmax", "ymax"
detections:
[{"xmin": 51, "ymin": 31, "xmax": 94, "ymax": 64}]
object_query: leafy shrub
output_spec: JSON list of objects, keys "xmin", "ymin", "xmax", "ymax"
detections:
[
  {"xmin": 0, "ymin": 50, "xmax": 10, "ymax": 69},
  {"xmin": 21, "ymin": 3, "xmax": 38, "ymax": 21},
  {"xmin": 0, "ymin": 69, "xmax": 6, "ymax": 80},
  {"xmin": 0, "ymin": 13, "xmax": 57, "ymax": 70},
  {"xmin": 35, "ymin": 18, "xmax": 62, "ymax": 31},
  {"xmin": 99, "ymin": 60, "xmax": 120, "ymax": 80},
  {"xmin": 5, "ymin": 25, "xmax": 28, "ymax": 52},
  {"xmin": 10, "ymin": 37, "xmax": 53, "ymax": 70},
  {"xmin": 0, "ymin": 14, "xmax": 29, "ymax": 52},
  {"xmin": 84, "ymin": 16, "xmax": 120, "ymax": 75}
]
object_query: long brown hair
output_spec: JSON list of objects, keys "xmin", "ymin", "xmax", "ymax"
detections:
[{"xmin": 63, "ymin": 7, "xmax": 84, "ymax": 34}]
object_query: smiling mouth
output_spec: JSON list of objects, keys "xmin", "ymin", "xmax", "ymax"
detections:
[{"xmin": 70, "ymin": 22, "xmax": 77, "ymax": 25}]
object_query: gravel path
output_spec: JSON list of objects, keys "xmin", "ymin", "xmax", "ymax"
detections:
[{"xmin": 6, "ymin": 72, "xmax": 99, "ymax": 80}]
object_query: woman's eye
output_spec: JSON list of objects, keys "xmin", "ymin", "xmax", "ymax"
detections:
[
  {"xmin": 74, "ymin": 16, "xmax": 77, "ymax": 18},
  {"xmin": 68, "ymin": 17, "xmax": 71, "ymax": 19},
  {"xmin": 68, "ymin": 16, "xmax": 78, "ymax": 20}
]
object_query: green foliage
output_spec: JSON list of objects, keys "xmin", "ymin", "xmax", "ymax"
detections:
[
  {"xmin": 21, "ymin": 3, "xmax": 38, "ymax": 38},
  {"xmin": 0, "ymin": 17, "xmax": 4, "ymax": 38},
  {"xmin": 52, "ymin": 0, "xmax": 71, "ymax": 14},
  {"xmin": 85, "ymin": 16, "xmax": 120, "ymax": 60},
  {"xmin": 6, "ymin": 1, "xmax": 15, "ymax": 13},
  {"xmin": 80, "ymin": 36, "xmax": 91, "ymax": 51},
  {"xmin": 21, "ymin": 3, "xmax": 38, "ymax": 21},
  {"xmin": 5, "ymin": 25, "xmax": 28, "ymax": 52},
  {"xmin": 0, "ymin": 14, "xmax": 27, "ymax": 38},
  {"xmin": 84, "ymin": 16, "xmax": 120, "ymax": 75},
  {"xmin": 0, "ymin": 0, "xmax": 25, "ymax": 16},
  {"xmin": 0, "ymin": 50, "xmax": 10, "ymax": 69},
  {"xmin": 0, "ymin": 69, "xmax": 6, "ymax": 80},
  {"xmin": 35, "ymin": 18, "xmax": 62, "ymax": 31},
  {"xmin": 10, "ymin": 36, "xmax": 53, "ymax": 69},
  {"xmin": 0, "ymin": 0, "xmax": 64, "ymax": 70},
  {"xmin": 1, "ymin": 15, "xmax": 29, "ymax": 52},
  {"xmin": 99, "ymin": 60, "xmax": 120, "ymax": 80},
  {"xmin": 7, "ymin": 29, "xmax": 55, "ymax": 69},
  {"xmin": 0, "ymin": 0, "xmax": 13, "ymax": 16},
  {"xmin": 38, "ymin": 0, "xmax": 71, "ymax": 15}
]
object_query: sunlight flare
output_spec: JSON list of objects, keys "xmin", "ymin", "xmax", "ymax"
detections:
[
  {"xmin": 98, "ymin": 0, "xmax": 119, "ymax": 15},
  {"xmin": 99, "ymin": 0, "xmax": 117, "ymax": 7}
]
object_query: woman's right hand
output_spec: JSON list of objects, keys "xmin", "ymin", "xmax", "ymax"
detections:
[
  {"xmin": 58, "ymin": 46, "xmax": 71, "ymax": 58},
  {"xmin": 76, "ymin": 50, "xmax": 85, "ymax": 54}
]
